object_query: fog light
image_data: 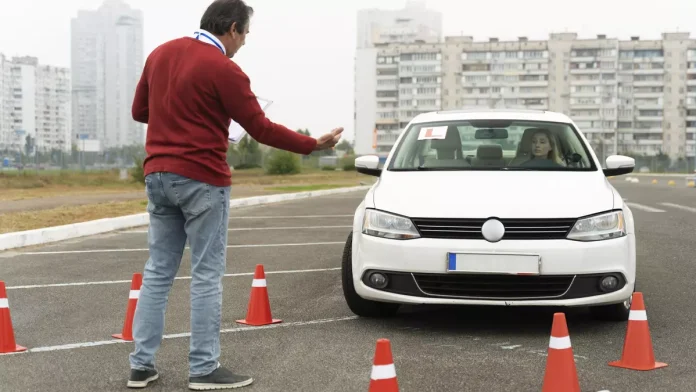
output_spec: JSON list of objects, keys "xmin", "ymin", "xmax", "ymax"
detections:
[
  {"xmin": 600, "ymin": 276, "xmax": 619, "ymax": 292},
  {"xmin": 369, "ymin": 272, "xmax": 388, "ymax": 289}
]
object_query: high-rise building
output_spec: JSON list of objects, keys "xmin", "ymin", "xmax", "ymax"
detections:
[
  {"xmin": 71, "ymin": 0, "xmax": 144, "ymax": 150},
  {"xmin": 356, "ymin": 31, "xmax": 696, "ymax": 163},
  {"xmin": 354, "ymin": 1, "xmax": 443, "ymax": 156},
  {"xmin": 0, "ymin": 55, "xmax": 71, "ymax": 153}
]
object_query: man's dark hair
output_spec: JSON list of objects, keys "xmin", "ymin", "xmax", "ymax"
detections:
[{"xmin": 200, "ymin": 0, "xmax": 254, "ymax": 35}]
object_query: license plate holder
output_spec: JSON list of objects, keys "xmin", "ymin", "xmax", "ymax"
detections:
[{"xmin": 446, "ymin": 252, "xmax": 541, "ymax": 275}]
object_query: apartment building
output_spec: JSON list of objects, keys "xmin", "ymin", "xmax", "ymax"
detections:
[
  {"xmin": 355, "ymin": 31, "xmax": 696, "ymax": 162},
  {"xmin": 0, "ymin": 55, "xmax": 71, "ymax": 153},
  {"xmin": 71, "ymin": 0, "xmax": 144, "ymax": 150},
  {"xmin": 354, "ymin": 1, "xmax": 443, "ymax": 155}
]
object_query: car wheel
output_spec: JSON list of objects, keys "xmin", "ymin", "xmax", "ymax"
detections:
[
  {"xmin": 341, "ymin": 231, "xmax": 400, "ymax": 318},
  {"xmin": 589, "ymin": 281, "xmax": 635, "ymax": 322}
]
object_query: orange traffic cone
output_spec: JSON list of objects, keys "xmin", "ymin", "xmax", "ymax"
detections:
[
  {"xmin": 609, "ymin": 292, "xmax": 668, "ymax": 371},
  {"xmin": 236, "ymin": 265, "xmax": 282, "ymax": 326},
  {"xmin": 113, "ymin": 273, "xmax": 142, "ymax": 341},
  {"xmin": 542, "ymin": 313, "xmax": 580, "ymax": 392},
  {"xmin": 369, "ymin": 338, "xmax": 399, "ymax": 392},
  {"xmin": 0, "ymin": 281, "xmax": 26, "ymax": 354}
]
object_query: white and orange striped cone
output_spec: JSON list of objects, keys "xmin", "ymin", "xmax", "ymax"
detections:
[
  {"xmin": 0, "ymin": 281, "xmax": 26, "ymax": 354},
  {"xmin": 112, "ymin": 273, "xmax": 142, "ymax": 341},
  {"xmin": 236, "ymin": 265, "xmax": 282, "ymax": 326},
  {"xmin": 542, "ymin": 312, "xmax": 580, "ymax": 392},
  {"xmin": 609, "ymin": 292, "xmax": 668, "ymax": 371},
  {"xmin": 369, "ymin": 338, "xmax": 399, "ymax": 392}
]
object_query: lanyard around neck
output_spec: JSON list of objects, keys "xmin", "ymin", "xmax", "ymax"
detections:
[{"xmin": 194, "ymin": 31, "xmax": 225, "ymax": 55}]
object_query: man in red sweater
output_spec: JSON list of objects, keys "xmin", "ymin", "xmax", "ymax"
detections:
[{"xmin": 126, "ymin": 0, "xmax": 342, "ymax": 389}]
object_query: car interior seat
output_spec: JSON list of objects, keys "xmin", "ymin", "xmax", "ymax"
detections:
[
  {"xmin": 421, "ymin": 126, "xmax": 470, "ymax": 168},
  {"xmin": 472, "ymin": 144, "xmax": 506, "ymax": 167}
]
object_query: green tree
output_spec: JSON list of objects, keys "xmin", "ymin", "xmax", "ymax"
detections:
[
  {"xmin": 25, "ymin": 135, "xmax": 34, "ymax": 156},
  {"xmin": 335, "ymin": 139, "xmax": 354, "ymax": 155}
]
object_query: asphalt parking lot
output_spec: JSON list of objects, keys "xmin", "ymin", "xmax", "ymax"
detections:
[{"xmin": 1, "ymin": 180, "xmax": 695, "ymax": 391}]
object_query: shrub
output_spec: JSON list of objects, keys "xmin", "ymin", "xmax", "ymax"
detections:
[
  {"xmin": 234, "ymin": 163, "xmax": 261, "ymax": 170},
  {"xmin": 265, "ymin": 150, "xmax": 301, "ymax": 175},
  {"xmin": 341, "ymin": 155, "xmax": 356, "ymax": 171},
  {"xmin": 321, "ymin": 165, "xmax": 336, "ymax": 171},
  {"xmin": 130, "ymin": 155, "xmax": 146, "ymax": 184}
]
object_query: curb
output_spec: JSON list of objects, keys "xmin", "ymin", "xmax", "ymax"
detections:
[{"xmin": 0, "ymin": 185, "xmax": 371, "ymax": 252}]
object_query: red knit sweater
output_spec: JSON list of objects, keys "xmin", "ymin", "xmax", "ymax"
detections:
[{"xmin": 132, "ymin": 37, "xmax": 317, "ymax": 187}]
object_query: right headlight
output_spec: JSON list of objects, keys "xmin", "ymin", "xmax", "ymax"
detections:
[
  {"xmin": 362, "ymin": 209, "xmax": 420, "ymax": 240},
  {"xmin": 566, "ymin": 211, "xmax": 626, "ymax": 241}
]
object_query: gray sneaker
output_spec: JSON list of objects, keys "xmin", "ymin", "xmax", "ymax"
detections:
[
  {"xmin": 188, "ymin": 366, "xmax": 253, "ymax": 390},
  {"xmin": 127, "ymin": 368, "xmax": 159, "ymax": 388}
]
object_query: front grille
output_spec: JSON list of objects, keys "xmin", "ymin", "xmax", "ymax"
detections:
[
  {"xmin": 411, "ymin": 218, "xmax": 577, "ymax": 240},
  {"xmin": 413, "ymin": 273, "xmax": 574, "ymax": 299}
]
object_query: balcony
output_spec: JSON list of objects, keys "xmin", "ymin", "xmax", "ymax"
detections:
[
  {"xmin": 632, "ymin": 57, "xmax": 664, "ymax": 63},
  {"xmin": 633, "ymin": 80, "xmax": 665, "ymax": 87},
  {"xmin": 636, "ymin": 116, "xmax": 664, "ymax": 122},
  {"xmin": 570, "ymin": 68, "xmax": 602, "ymax": 74},
  {"xmin": 632, "ymin": 68, "xmax": 665, "ymax": 75},
  {"xmin": 517, "ymin": 80, "xmax": 548, "ymax": 87},
  {"xmin": 375, "ymin": 118, "xmax": 398, "ymax": 125},
  {"xmin": 633, "ymin": 92, "xmax": 664, "ymax": 99}
]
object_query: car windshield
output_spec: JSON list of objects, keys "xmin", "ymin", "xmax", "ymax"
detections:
[{"xmin": 387, "ymin": 119, "xmax": 596, "ymax": 171}]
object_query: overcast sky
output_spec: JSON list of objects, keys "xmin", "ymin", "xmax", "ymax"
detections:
[{"xmin": 1, "ymin": 0, "xmax": 694, "ymax": 143}]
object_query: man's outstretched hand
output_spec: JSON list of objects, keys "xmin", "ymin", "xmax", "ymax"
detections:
[{"xmin": 314, "ymin": 127, "xmax": 344, "ymax": 151}]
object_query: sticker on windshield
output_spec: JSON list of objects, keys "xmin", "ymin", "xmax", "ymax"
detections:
[{"xmin": 418, "ymin": 126, "xmax": 448, "ymax": 140}]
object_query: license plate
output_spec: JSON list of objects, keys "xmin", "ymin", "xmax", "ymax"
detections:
[{"xmin": 447, "ymin": 253, "xmax": 540, "ymax": 275}]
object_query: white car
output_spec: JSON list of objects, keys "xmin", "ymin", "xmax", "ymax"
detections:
[{"xmin": 342, "ymin": 109, "xmax": 637, "ymax": 321}]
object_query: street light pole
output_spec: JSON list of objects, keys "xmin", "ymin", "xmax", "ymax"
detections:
[{"xmin": 614, "ymin": 82, "xmax": 621, "ymax": 155}]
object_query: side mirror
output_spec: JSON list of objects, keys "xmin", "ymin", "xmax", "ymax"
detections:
[
  {"xmin": 604, "ymin": 155, "xmax": 635, "ymax": 176},
  {"xmin": 355, "ymin": 155, "xmax": 381, "ymax": 177}
]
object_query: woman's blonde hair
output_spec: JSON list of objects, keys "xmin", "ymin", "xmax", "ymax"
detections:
[{"xmin": 530, "ymin": 129, "xmax": 563, "ymax": 164}]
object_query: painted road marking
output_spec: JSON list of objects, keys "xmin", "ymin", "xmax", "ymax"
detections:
[
  {"xmin": 228, "ymin": 214, "xmax": 353, "ymax": 219},
  {"xmin": 6, "ymin": 267, "xmax": 340, "ymax": 290},
  {"xmin": 625, "ymin": 202, "xmax": 665, "ymax": 213},
  {"xmin": 123, "ymin": 225, "xmax": 352, "ymax": 234},
  {"xmin": 660, "ymin": 202, "xmax": 696, "ymax": 213},
  {"xmin": 0, "ymin": 316, "xmax": 358, "ymax": 356},
  {"xmin": 18, "ymin": 241, "xmax": 345, "ymax": 256}
]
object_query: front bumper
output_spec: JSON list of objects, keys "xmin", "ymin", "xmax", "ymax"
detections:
[{"xmin": 352, "ymin": 232, "xmax": 636, "ymax": 307}]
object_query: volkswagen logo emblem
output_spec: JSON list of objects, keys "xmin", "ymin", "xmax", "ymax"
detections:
[{"xmin": 481, "ymin": 218, "xmax": 505, "ymax": 243}]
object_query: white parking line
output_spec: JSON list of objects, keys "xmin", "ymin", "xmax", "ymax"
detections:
[
  {"xmin": 123, "ymin": 225, "xmax": 352, "ymax": 234},
  {"xmin": 0, "ymin": 316, "xmax": 358, "ymax": 356},
  {"xmin": 660, "ymin": 202, "xmax": 696, "ymax": 213},
  {"xmin": 6, "ymin": 267, "xmax": 340, "ymax": 290},
  {"xmin": 19, "ymin": 241, "xmax": 345, "ymax": 256},
  {"xmin": 625, "ymin": 202, "xmax": 665, "ymax": 213},
  {"xmin": 228, "ymin": 215, "xmax": 353, "ymax": 219}
]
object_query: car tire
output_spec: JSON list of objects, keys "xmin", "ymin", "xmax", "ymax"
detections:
[
  {"xmin": 589, "ymin": 281, "xmax": 635, "ymax": 322},
  {"xmin": 341, "ymin": 231, "xmax": 400, "ymax": 318}
]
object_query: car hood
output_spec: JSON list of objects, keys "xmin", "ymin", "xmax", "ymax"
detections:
[{"xmin": 372, "ymin": 171, "xmax": 615, "ymax": 219}]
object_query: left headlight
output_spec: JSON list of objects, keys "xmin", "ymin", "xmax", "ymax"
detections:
[
  {"xmin": 362, "ymin": 209, "xmax": 420, "ymax": 240},
  {"xmin": 566, "ymin": 211, "xmax": 626, "ymax": 241}
]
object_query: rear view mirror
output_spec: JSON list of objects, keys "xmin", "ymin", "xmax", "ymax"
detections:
[
  {"xmin": 355, "ymin": 155, "xmax": 381, "ymax": 177},
  {"xmin": 604, "ymin": 155, "xmax": 635, "ymax": 176},
  {"xmin": 475, "ymin": 128, "xmax": 508, "ymax": 139},
  {"xmin": 469, "ymin": 120, "xmax": 513, "ymax": 128}
]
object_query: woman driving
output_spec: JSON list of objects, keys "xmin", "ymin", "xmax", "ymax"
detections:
[{"xmin": 519, "ymin": 128, "xmax": 564, "ymax": 167}]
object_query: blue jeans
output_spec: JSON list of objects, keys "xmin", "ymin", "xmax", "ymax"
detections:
[{"xmin": 129, "ymin": 172, "xmax": 230, "ymax": 377}]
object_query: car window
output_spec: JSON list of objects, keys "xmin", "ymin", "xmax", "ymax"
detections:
[{"xmin": 388, "ymin": 119, "xmax": 596, "ymax": 171}]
